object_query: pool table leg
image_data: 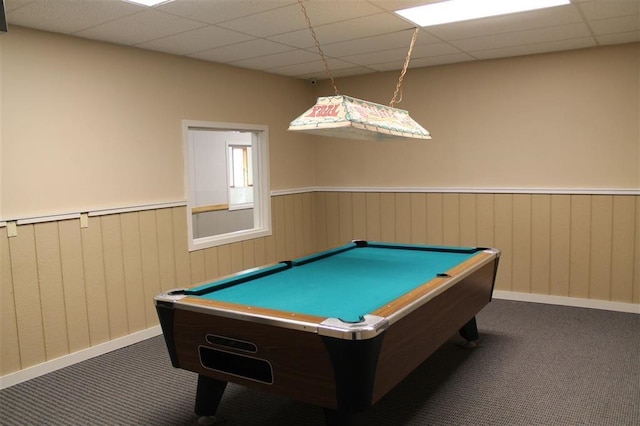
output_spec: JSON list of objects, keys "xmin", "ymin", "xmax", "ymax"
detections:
[
  {"xmin": 458, "ymin": 316, "xmax": 479, "ymax": 343},
  {"xmin": 194, "ymin": 374, "xmax": 227, "ymax": 417}
]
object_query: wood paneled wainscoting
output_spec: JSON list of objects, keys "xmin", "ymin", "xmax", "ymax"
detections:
[
  {"xmin": 312, "ymin": 191, "xmax": 639, "ymax": 306},
  {"xmin": 1, "ymin": 194, "xmax": 315, "ymax": 383},
  {"xmin": 1, "ymin": 190, "xmax": 638, "ymax": 385}
]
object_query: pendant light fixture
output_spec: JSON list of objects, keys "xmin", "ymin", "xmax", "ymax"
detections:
[{"xmin": 288, "ymin": 1, "xmax": 431, "ymax": 141}]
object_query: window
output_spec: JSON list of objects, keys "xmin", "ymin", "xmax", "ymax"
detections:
[
  {"xmin": 183, "ymin": 120, "xmax": 271, "ymax": 251},
  {"xmin": 228, "ymin": 145, "xmax": 253, "ymax": 210}
]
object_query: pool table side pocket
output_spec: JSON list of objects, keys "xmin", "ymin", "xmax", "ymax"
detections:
[{"xmin": 373, "ymin": 250, "xmax": 497, "ymax": 321}]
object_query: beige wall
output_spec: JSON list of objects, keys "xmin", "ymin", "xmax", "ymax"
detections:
[
  {"xmin": 1, "ymin": 27, "xmax": 315, "ymax": 220},
  {"xmin": 2, "ymin": 30, "xmax": 638, "ymax": 221},
  {"xmin": 0, "ymin": 30, "xmax": 3, "ymax": 217},
  {"xmin": 1, "ymin": 28, "xmax": 639, "ymax": 378},
  {"xmin": 312, "ymin": 43, "xmax": 639, "ymax": 189}
]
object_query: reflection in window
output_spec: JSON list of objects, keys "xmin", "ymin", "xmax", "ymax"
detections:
[{"xmin": 228, "ymin": 145, "xmax": 253, "ymax": 210}]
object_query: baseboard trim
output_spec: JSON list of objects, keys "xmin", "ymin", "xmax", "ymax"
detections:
[
  {"xmin": 0, "ymin": 326, "xmax": 162, "ymax": 390},
  {"xmin": 2, "ymin": 293, "xmax": 638, "ymax": 390},
  {"xmin": 493, "ymin": 291, "xmax": 640, "ymax": 314}
]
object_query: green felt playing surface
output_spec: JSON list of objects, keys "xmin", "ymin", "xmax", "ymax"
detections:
[{"xmin": 190, "ymin": 243, "xmax": 479, "ymax": 322}]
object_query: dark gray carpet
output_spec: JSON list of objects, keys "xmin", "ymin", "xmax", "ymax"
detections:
[{"xmin": 1, "ymin": 300, "xmax": 638, "ymax": 425}]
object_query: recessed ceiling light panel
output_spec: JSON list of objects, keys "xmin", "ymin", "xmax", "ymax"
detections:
[
  {"xmin": 124, "ymin": 0, "xmax": 174, "ymax": 7},
  {"xmin": 396, "ymin": 0, "xmax": 571, "ymax": 27}
]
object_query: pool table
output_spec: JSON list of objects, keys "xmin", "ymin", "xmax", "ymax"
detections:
[{"xmin": 155, "ymin": 240, "xmax": 500, "ymax": 425}]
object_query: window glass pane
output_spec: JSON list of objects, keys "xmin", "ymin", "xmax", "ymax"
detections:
[
  {"xmin": 232, "ymin": 147, "xmax": 244, "ymax": 187},
  {"xmin": 246, "ymin": 147, "xmax": 253, "ymax": 186}
]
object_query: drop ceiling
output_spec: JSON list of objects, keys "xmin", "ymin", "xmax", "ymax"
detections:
[{"xmin": 4, "ymin": 0, "xmax": 640, "ymax": 80}]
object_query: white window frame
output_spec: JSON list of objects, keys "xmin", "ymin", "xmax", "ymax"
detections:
[{"xmin": 183, "ymin": 120, "xmax": 271, "ymax": 251}]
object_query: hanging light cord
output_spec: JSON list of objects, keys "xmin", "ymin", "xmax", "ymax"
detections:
[
  {"xmin": 297, "ymin": 0, "xmax": 339, "ymax": 95},
  {"xmin": 297, "ymin": 0, "xmax": 419, "ymax": 104},
  {"xmin": 390, "ymin": 28, "xmax": 419, "ymax": 108}
]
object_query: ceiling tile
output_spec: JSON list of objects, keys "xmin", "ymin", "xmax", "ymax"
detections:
[
  {"xmin": 342, "ymin": 39, "xmax": 462, "ymax": 66},
  {"xmin": 5, "ymin": 0, "xmax": 638, "ymax": 80},
  {"xmin": 589, "ymin": 15, "xmax": 640, "ymax": 36},
  {"xmin": 296, "ymin": 66, "xmax": 378, "ymax": 80},
  {"xmin": 5, "ymin": 0, "xmax": 38, "ymax": 13},
  {"xmin": 368, "ymin": 52, "xmax": 469, "ymax": 71},
  {"xmin": 410, "ymin": 41, "xmax": 465, "ymax": 58},
  {"xmin": 295, "ymin": 0, "xmax": 384, "ymax": 26},
  {"xmin": 216, "ymin": 3, "xmax": 309, "ymax": 37},
  {"xmin": 451, "ymin": 23, "xmax": 593, "ymax": 52},
  {"xmin": 596, "ymin": 31, "xmax": 640, "ymax": 45},
  {"xmin": 136, "ymin": 25, "xmax": 254, "ymax": 54},
  {"xmin": 367, "ymin": 50, "xmax": 475, "ymax": 71},
  {"xmin": 471, "ymin": 37, "xmax": 597, "ymax": 60},
  {"xmin": 322, "ymin": 66, "xmax": 377, "ymax": 78},
  {"xmin": 157, "ymin": 0, "xmax": 297, "ymax": 24},
  {"xmin": 404, "ymin": 52, "xmax": 478, "ymax": 68},
  {"xmin": 188, "ymin": 39, "xmax": 295, "ymax": 63},
  {"xmin": 366, "ymin": 0, "xmax": 442, "ymax": 12},
  {"xmin": 424, "ymin": 5, "xmax": 583, "ymax": 40},
  {"xmin": 7, "ymin": 0, "xmax": 141, "ymax": 34},
  {"xmin": 271, "ymin": 12, "xmax": 413, "ymax": 49},
  {"xmin": 314, "ymin": 12, "xmax": 415, "ymax": 42},
  {"xmin": 342, "ymin": 48, "xmax": 410, "ymax": 66},
  {"xmin": 339, "ymin": 62, "xmax": 413, "ymax": 76},
  {"xmin": 76, "ymin": 9, "xmax": 205, "ymax": 45},
  {"xmin": 267, "ymin": 58, "xmax": 356, "ymax": 77},
  {"xmin": 578, "ymin": 0, "xmax": 639, "ymax": 21},
  {"xmin": 320, "ymin": 28, "xmax": 440, "ymax": 57},
  {"xmin": 266, "ymin": 28, "xmax": 315, "ymax": 49},
  {"xmin": 230, "ymin": 49, "xmax": 320, "ymax": 70}
]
